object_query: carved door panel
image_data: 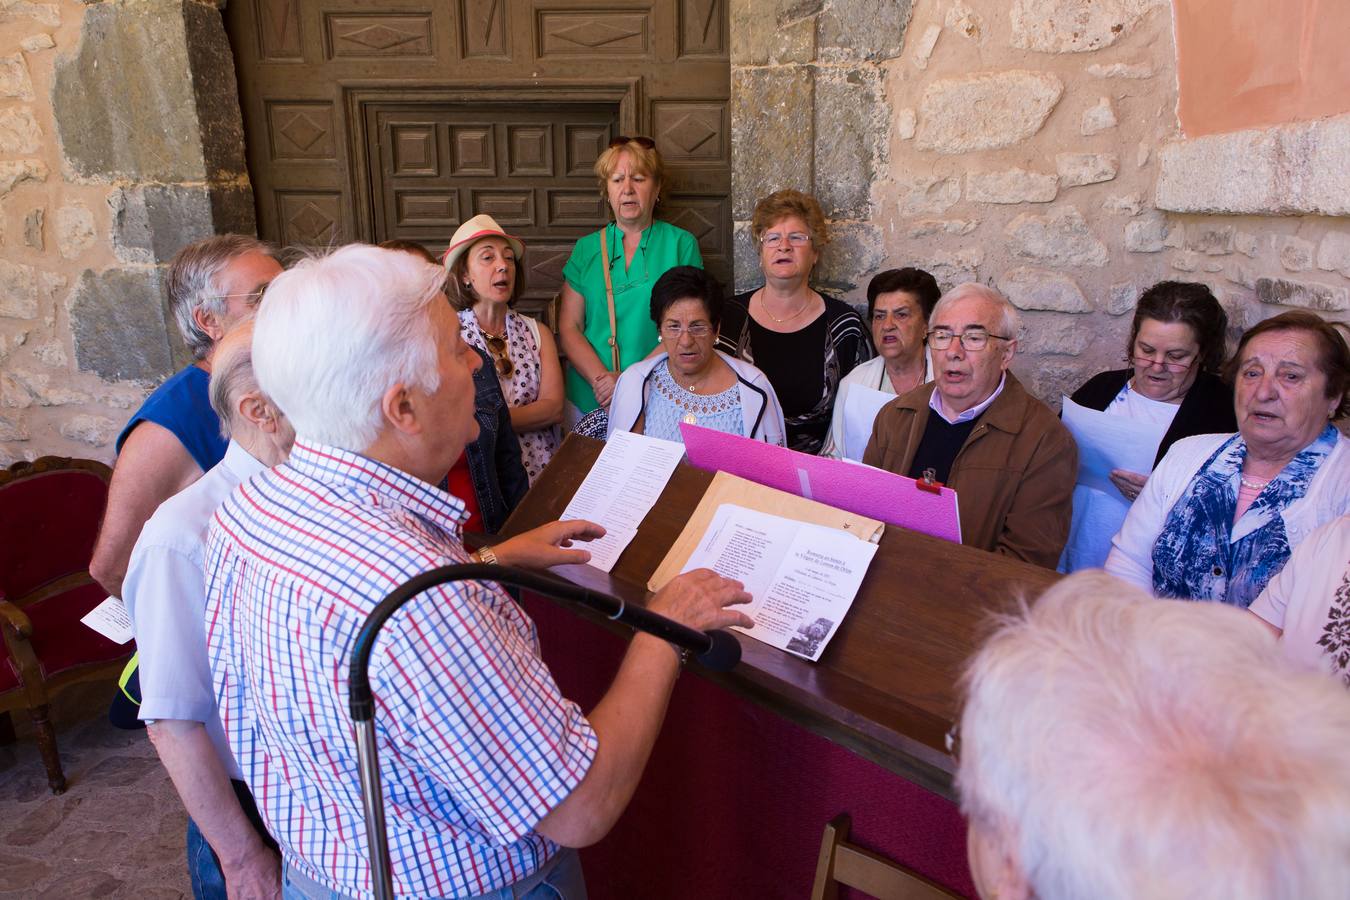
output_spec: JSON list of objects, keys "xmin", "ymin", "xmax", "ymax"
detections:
[{"xmin": 225, "ymin": 0, "xmax": 733, "ymax": 313}]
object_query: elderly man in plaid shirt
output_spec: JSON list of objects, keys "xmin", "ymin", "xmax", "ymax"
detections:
[{"xmin": 204, "ymin": 244, "xmax": 751, "ymax": 900}]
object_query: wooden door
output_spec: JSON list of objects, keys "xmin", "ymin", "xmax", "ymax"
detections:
[{"xmin": 225, "ymin": 1, "xmax": 732, "ymax": 322}]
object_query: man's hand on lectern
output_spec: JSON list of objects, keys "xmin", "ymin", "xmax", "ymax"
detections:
[
  {"xmin": 649, "ymin": 568, "xmax": 754, "ymax": 633},
  {"xmin": 489, "ymin": 519, "xmax": 606, "ymax": 570}
]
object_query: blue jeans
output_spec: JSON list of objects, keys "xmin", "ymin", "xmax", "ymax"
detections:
[
  {"xmin": 281, "ymin": 848, "xmax": 587, "ymax": 900},
  {"xmin": 187, "ymin": 817, "xmax": 227, "ymax": 900}
]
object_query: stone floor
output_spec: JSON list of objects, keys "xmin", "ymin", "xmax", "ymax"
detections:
[{"xmin": 1, "ymin": 680, "xmax": 191, "ymax": 899}]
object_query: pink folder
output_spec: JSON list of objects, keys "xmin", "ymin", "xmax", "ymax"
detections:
[{"xmin": 679, "ymin": 423, "xmax": 962, "ymax": 544}]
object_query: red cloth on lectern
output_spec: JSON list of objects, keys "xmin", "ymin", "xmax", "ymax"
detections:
[{"xmin": 521, "ymin": 592, "xmax": 977, "ymax": 899}]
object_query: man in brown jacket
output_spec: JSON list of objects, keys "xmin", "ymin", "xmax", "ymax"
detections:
[{"xmin": 864, "ymin": 283, "xmax": 1077, "ymax": 569}]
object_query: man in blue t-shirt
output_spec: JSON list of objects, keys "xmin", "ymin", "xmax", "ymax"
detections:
[{"xmin": 90, "ymin": 235, "xmax": 283, "ymax": 598}]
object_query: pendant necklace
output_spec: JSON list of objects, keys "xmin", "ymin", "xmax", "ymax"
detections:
[{"xmin": 758, "ymin": 289, "xmax": 809, "ymax": 325}]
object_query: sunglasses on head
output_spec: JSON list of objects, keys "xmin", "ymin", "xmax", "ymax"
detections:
[{"xmin": 608, "ymin": 135, "xmax": 656, "ymax": 149}]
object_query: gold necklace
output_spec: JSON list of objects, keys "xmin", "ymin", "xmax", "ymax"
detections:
[{"xmin": 758, "ymin": 289, "xmax": 811, "ymax": 325}]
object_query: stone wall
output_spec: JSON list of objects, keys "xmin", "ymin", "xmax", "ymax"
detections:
[
  {"xmin": 0, "ymin": 0, "xmax": 252, "ymax": 466},
  {"xmin": 729, "ymin": 0, "xmax": 1350, "ymax": 406}
]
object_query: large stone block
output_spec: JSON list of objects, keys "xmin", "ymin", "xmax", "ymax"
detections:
[
  {"xmin": 53, "ymin": 0, "xmax": 246, "ymax": 181},
  {"xmin": 894, "ymin": 173, "xmax": 961, "ymax": 216},
  {"xmin": 912, "ymin": 248, "xmax": 982, "ymax": 292},
  {"xmin": 1010, "ymin": 0, "xmax": 1166, "ymax": 54},
  {"xmin": 814, "ymin": 67, "xmax": 885, "ymax": 219},
  {"xmin": 817, "ymin": 0, "xmax": 912, "ymax": 60},
  {"xmin": 0, "ymin": 2, "xmax": 60, "ymax": 27},
  {"xmin": 182, "ymin": 0, "xmax": 248, "ymax": 178},
  {"xmin": 59, "ymin": 414, "xmax": 120, "ymax": 447},
  {"xmin": 109, "ymin": 183, "xmax": 256, "ymax": 264},
  {"xmin": 1005, "ymin": 206, "xmax": 1108, "ymax": 268},
  {"xmin": 1017, "ymin": 312, "xmax": 1092, "ymax": 356},
  {"xmin": 1156, "ymin": 113, "xmax": 1350, "ymax": 217},
  {"xmin": 999, "ymin": 266, "xmax": 1091, "ymax": 313},
  {"xmin": 966, "ymin": 168, "xmax": 1058, "ymax": 204},
  {"xmin": 814, "ymin": 222, "xmax": 884, "ymax": 295},
  {"xmin": 1255, "ymin": 277, "xmax": 1350, "ymax": 313},
  {"xmin": 0, "ymin": 107, "xmax": 41, "ymax": 154},
  {"xmin": 731, "ymin": 66, "xmax": 813, "ymax": 220},
  {"xmin": 914, "ymin": 70, "xmax": 1062, "ymax": 154},
  {"xmin": 1056, "ymin": 152, "xmax": 1118, "ymax": 187},
  {"xmin": 70, "ymin": 267, "xmax": 175, "ymax": 383},
  {"xmin": 0, "ymin": 260, "xmax": 38, "ymax": 319}
]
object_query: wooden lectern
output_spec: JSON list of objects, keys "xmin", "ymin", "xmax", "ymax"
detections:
[{"xmin": 500, "ymin": 435, "xmax": 1060, "ymax": 899}]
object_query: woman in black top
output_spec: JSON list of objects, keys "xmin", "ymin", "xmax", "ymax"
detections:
[
  {"xmin": 715, "ymin": 189, "xmax": 871, "ymax": 453},
  {"xmin": 1061, "ymin": 280, "xmax": 1236, "ymax": 571}
]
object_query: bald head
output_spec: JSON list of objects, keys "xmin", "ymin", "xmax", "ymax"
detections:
[{"xmin": 209, "ymin": 320, "xmax": 258, "ymax": 438}]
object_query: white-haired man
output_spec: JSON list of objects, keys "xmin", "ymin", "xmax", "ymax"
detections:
[
  {"xmin": 91, "ymin": 235, "xmax": 283, "ymax": 598},
  {"xmin": 957, "ymin": 570, "xmax": 1350, "ymax": 899},
  {"xmin": 864, "ymin": 283, "xmax": 1076, "ymax": 568},
  {"xmin": 204, "ymin": 244, "xmax": 752, "ymax": 899},
  {"xmin": 124, "ymin": 320, "xmax": 292, "ymax": 899}
]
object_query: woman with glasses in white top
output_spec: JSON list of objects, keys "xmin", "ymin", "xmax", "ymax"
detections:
[
  {"xmin": 715, "ymin": 190, "xmax": 871, "ymax": 453},
  {"xmin": 608, "ymin": 266, "xmax": 785, "ymax": 445},
  {"xmin": 1060, "ymin": 281, "xmax": 1235, "ymax": 571}
]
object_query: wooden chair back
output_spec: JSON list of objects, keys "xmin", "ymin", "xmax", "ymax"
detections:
[
  {"xmin": 0, "ymin": 456, "xmax": 111, "ymax": 604},
  {"xmin": 811, "ymin": 814, "xmax": 962, "ymax": 900}
]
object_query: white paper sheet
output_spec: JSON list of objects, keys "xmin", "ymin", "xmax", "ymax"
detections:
[
  {"xmin": 561, "ymin": 430, "xmax": 686, "ymax": 572},
  {"xmin": 80, "ymin": 596, "xmax": 134, "ymax": 645},
  {"xmin": 679, "ymin": 504, "xmax": 877, "ymax": 662},
  {"xmin": 1061, "ymin": 397, "xmax": 1168, "ymax": 495},
  {"xmin": 841, "ymin": 383, "xmax": 894, "ymax": 462}
]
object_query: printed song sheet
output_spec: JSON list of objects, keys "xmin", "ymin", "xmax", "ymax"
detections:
[
  {"xmin": 561, "ymin": 430, "xmax": 686, "ymax": 572},
  {"xmin": 80, "ymin": 596, "xmax": 134, "ymax": 645},
  {"xmin": 1061, "ymin": 397, "xmax": 1167, "ymax": 494},
  {"xmin": 679, "ymin": 504, "xmax": 877, "ymax": 662}
]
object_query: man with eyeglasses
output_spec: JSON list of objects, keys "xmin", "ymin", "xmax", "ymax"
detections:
[
  {"xmin": 91, "ymin": 235, "xmax": 282, "ymax": 599},
  {"xmin": 864, "ymin": 283, "xmax": 1077, "ymax": 568}
]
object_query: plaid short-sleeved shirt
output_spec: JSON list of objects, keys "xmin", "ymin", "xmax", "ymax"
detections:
[{"xmin": 204, "ymin": 441, "xmax": 597, "ymax": 899}]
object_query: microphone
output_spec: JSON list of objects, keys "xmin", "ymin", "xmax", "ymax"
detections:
[{"xmin": 346, "ymin": 563, "xmax": 743, "ymax": 900}]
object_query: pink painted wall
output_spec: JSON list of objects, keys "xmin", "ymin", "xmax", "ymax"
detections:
[{"xmin": 1175, "ymin": 0, "xmax": 1350, "ymax": 136}]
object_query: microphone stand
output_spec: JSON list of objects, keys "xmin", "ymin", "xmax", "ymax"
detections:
[{"xmin": 347, "ymin": 563, "xmax": 742, "ymax": 900}]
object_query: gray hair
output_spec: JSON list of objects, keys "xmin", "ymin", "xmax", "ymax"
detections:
[
  {"xmin": 165, "ymin": 234, "xmax": 274, "ymax": 359},
  {"xmin": 957, "ymin": 571, "xmax": 1350, "ymax": 900},
  {"xmin": 252, "ymin": 244, "xmax": 445, "ymax": 451},
  {"xmin": 931, "ymin": 282, "xmax": 1022, "ymax": 341},
  {"xmin": 207, "ymin": 322, "xmax": 258, "ymax": 440}
]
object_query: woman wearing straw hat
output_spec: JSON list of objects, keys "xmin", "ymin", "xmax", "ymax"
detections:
[
  {"xmin": 556, "ymin": 136, "xmax": 704, "ymax": 422},
  {"xmin": 445, "ymin": 214, "xmax": 562, "ymax": 483}
]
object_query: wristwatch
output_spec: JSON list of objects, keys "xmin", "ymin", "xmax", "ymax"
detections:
[{"xmin": 474, "ymin": 546, "xmax": 499, "ymax": 566}]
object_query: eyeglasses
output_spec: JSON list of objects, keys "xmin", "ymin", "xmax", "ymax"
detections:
[
  {"xmin": 210, "ymin": 286, "xmax": 268, "ymax": 309},
  {"xmin": 483, "ymin": 333, "xmax": 514, "ymax": 379},
  {"xmin": 1128, "ymin": 354, "xmax": 1195, "ymax": 373},
  {"xmin": 926, "ymin": 328, "xmax": 1011, "ymax": 351},
  {"xmin": 660, "ymin": 322, "xmax": 713, "ymax": 339},
  {"xmin": 608, "ymin": 135, "xmax": 656, "ymax": 149},
  {"xmin": 760, "ymin": 232, "xmax": 812, "ymax": 248}
]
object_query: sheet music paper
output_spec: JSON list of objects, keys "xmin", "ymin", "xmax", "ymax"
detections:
[
  {"xmin": 840, "ymin": 383, "xmax": 894, "ymax": 462},
  {"xmin": 1061, "ymin": 397, "xmax": 1168, "ymax": 494},
  {"xmin": 80, "ymin": 596, "xmax": 134, "ymax": 645},
  {"xmin": 680, "ymin": 504, "xmax": 877, "ymax": 662},
  {"xmin": 560, "ymin": 430, "xmax": 686, "ymax": 572}
]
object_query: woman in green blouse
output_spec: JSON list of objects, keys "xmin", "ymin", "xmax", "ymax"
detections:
[{"xmin": 558, "ymin": 136, "xmax": 703, "ymax": 418}]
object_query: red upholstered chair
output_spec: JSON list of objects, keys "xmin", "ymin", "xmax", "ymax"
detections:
[{"xmin": 0, "ymin": 456, "xmax": 131, "ymax": 794}]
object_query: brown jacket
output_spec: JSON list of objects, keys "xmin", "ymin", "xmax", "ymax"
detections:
[{"xmin": 863, "ymin": 372, "xmax": 1078, "ymax": 569}]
